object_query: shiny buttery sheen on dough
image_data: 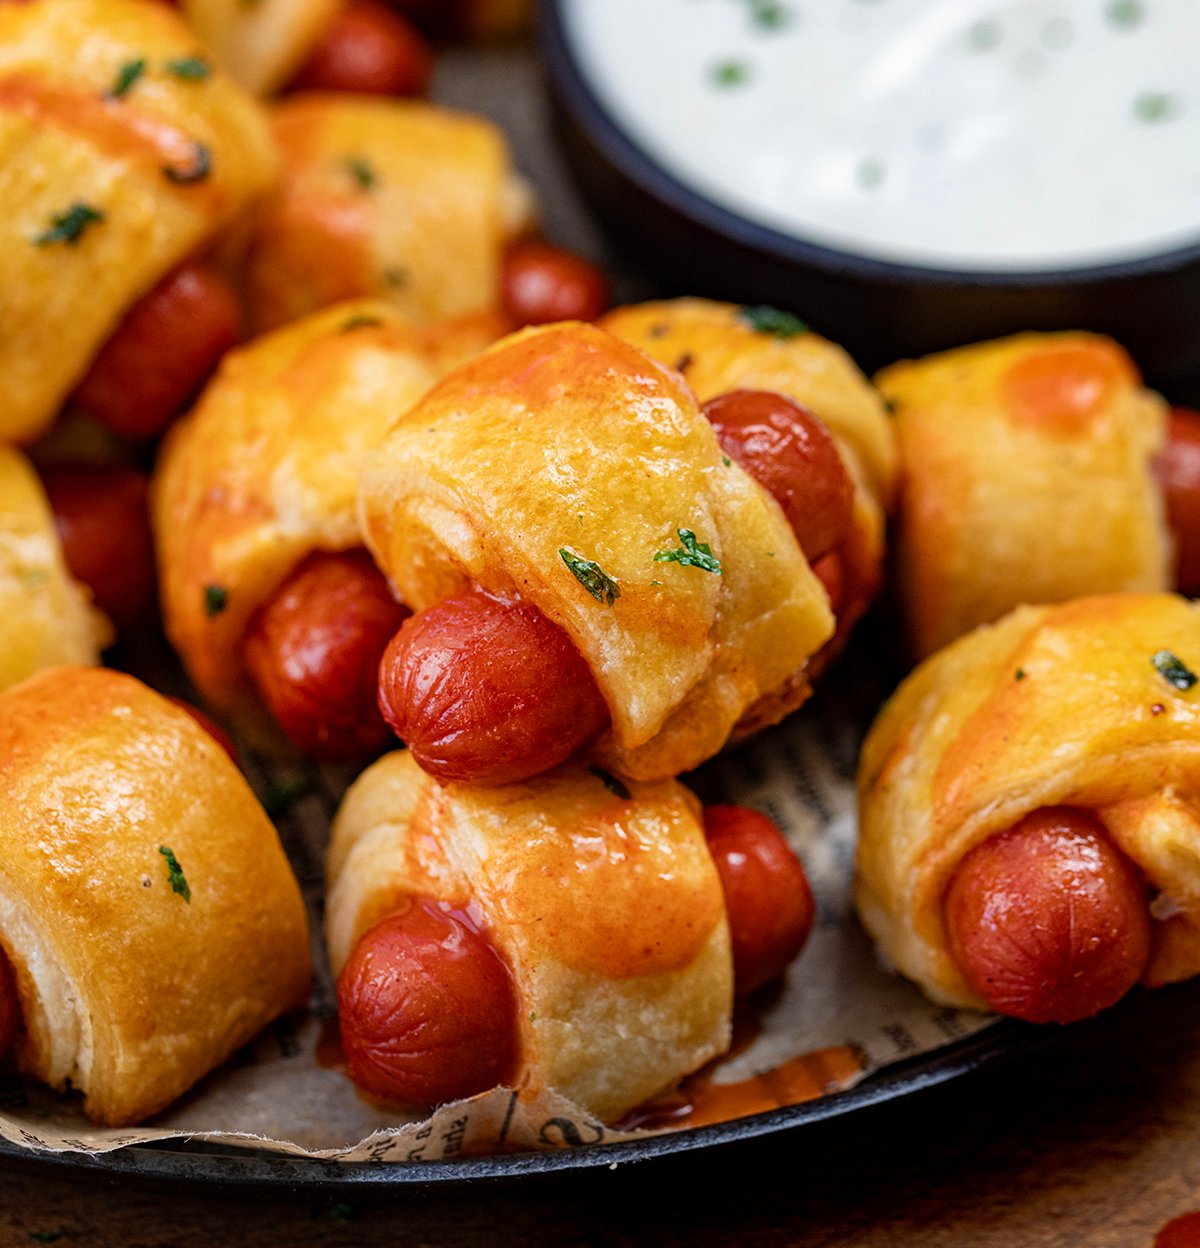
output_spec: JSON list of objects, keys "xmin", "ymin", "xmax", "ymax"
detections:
[
  {"xmin": 876, "ymin": 332, "xmax": 1170, "ymax": 658},
  {"xmin": 0, "ymin": 0, "xmax": 277, "ymax": 443},
  {"xmin": 0, "ymin": 447, "xmax": 110, "ymax": 693},
  {"xmin": 153, "ymin": 299, "xmax": 492, "ymax": 742},
  {"xmin": 0, "ymin": 667, "xmax": 311, "ymax": 1125},
  {"xmin": 358, "ymin": 321, "xmax": 835, "ymax": 781},
  {"xmin": 857, "ymin": 593, "xmax": 1200, "ymax": 1011},
  {"xmin": 327, "ymin": 751, "xmax": 732, "ymax": 1123},
  {"xmin": 244, "ymin": 94, "xmax": 531, "ymax": 332}
]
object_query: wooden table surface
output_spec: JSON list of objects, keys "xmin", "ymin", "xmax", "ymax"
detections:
[{"xmin": 1, "ymin": 981, "xmax": 1199, "ymax": 1246}]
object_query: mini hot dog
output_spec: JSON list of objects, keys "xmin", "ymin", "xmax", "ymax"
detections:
[
  {"xmin": 857, "ymin": 593, "xmax": 1200, "ymax": 1024},
  {"xmin": 327, "ymin": 752, "xmax": 814, "ymax": 1116}
]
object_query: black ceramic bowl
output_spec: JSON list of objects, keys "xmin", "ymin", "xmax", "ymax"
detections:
[{"xmin": 539, "ymin": 0, "xmax": 1200, "ymax": 395}]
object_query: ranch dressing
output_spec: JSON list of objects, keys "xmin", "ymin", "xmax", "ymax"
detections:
[{"xmin": 563, "ymin": 0, "xmax": 1200, "ymax": 271}]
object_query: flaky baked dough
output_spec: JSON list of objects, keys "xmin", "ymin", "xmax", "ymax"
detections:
[
  {"xmin": 153, "ymin": 298, "xmax": 495, "ymax": 741},
  {"xmin": 0, "ymin": 667, "xmax": 311, "ymax": 1125},
  {"xmin": 244, "ymin": 94, "xmax": 531, "ymax": 333},
  {"xmin": 181, "ymin": 0, "xmax": 342, "ymax": 95},
  {"xmin": 358, "ymin": 321, "xmax": 835, "ymax": 782},
  {"xmin": 0, "ymin": 447, "xmax": 111, "ymax": 693},
  {"xmin": 327, "ymin": 751, "xmax": 732, "ymax": 1123},
  {"xmin": 857, "ymin": 593, "xmax": 1200, "ymax": 1011},
  {"xmin": 876, "ymin": 332, "xmax": 1170, "ymax": 659},
  {"xmin": 0, "ymin": 0, "xmax": 277, "ymax": 444}
]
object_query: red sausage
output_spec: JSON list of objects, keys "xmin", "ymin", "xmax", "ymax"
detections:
[
  {"xmin": 377, "ymin": 589, "xmax": 610, "ymax": 786},
  {"xmin": 39, "ymin": 462, "xmax": 156, "ymax": 635},
  {"xmin": 500, "ymin": 241, "xmax": 611, "ymax": 328},
  {"xmin": 244, "ymin": 550, "xmax": 410, "ymax": 762},
  {"xmin": 167, "ymin": 697, "xmax": 239, "ymax": 765},
  {"xmin": 1155, "ymin": 406, "xmax": 1200, "ymax": 596},
  {"xmin": 703, "ymin": 804, "xmax": 816, "ymax": 996},
  {"xmin": 703, "ymin": 390, "xmax": 854, "ymax": 563},
  {"xmin": 0, "ymin": 948, "xmax": 20, "ymax": 1062},
  {"xmin": 76, "ymin": 262, "xmax": 241, "ymax": 441},
  {"xmin": 337, "ymin": 899, "xmax": 518, "ymax": 1106},
  {"xmin": 288, "ymin": 0, "xmax": 432, "ymax": 96},
  {"xmin": 943, "ymin": 807, "xmax": 1151, "ymax": 1024}
]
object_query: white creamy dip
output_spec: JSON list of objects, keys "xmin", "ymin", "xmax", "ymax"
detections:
[{"xmin": 563, "ymin": 0, "xmax": 1200, "ymax": 271}]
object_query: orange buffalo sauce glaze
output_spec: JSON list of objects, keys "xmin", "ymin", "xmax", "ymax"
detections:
[
  {"xmin": 1156, "ymin": 1212, "xmax": 1200, "ymax": 1248},
  {"xmin": 617, "ymin": 1013, "xmax": 865, "ymax": 1133}
]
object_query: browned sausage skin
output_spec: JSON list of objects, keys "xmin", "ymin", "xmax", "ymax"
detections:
[{"xmin": 943, "ymin": 807, "xmax": 1151, "ymax": 1024}]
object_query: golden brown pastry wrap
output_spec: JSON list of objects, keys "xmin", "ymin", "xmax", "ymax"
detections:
[
  {"xmin": 181, "ymin": 0, "xmax": 342, "ymax": 96},
  {"xmin": 877, "ymin": 332, "xmax": 1170, "ymax": 659},
  {"xmin": 0, "ymin": 666, "xmax": 311, "ymax": 1125},
  {"xmin": 244, "ymin": 94, "xmax": 531, "ymax": 333},
  {"xmin": 857, "ymin": 593, "xmax": 1200, "ymax": 1011},
  {"xmin": 0, "ymin": 447, "xmax": 110, "ymax": 693},
  {"xmin": 326, "ymin": 751, "xmax": 732, "ymax": 1123},
  {"xmin": 0, "ymin": 0, "xmax": 277, "ymax": 444},
  {"xmin": 152, "ymin": 298, "xmax": 488, "ymax": 742},
  {"xmin": 358, "ymin": 321, "xmax": 835, "ymax": 782}
]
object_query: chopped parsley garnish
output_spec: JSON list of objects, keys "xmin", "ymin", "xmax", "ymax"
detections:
[
  {"xmin": 382, "ymin": 266, "xmax": 408, "ymax": 288},
  {"xmin": 1107, "ymin": 0, "xmax": 1144, "ymax": 29},
  {"xmin": 347, "ymin": 156, "xmax": 376, "ymax": 190},
  {"xmin": 589, "ymin": 766, "xmax": 631, "ymax": 800},
  {"xmin": 966, "ymin": 18, "xmax": 1002, "ymax": 51},
  {"xmin": 653, "ymin": 529, "xmax": 722, "ymax": 574},
  {"xmin": 738, "ymin": 304, "xmax": 808, "ymax": 339},
  {"xmin": 261, "ymin": 777, "xmax": 311, "ymax": 817},
  {"xmin": 34, "ymin": 202, "xmax": 105, "ymax": 247},
  {"xmin": 158, "ymin": 845, "xmax": 191, "ymax": 903},
  {"xmin": 341, "ymin": 314, "xmax": 384, "ymax": 332},
  {"xmin": 857, "ymin": 157, "xmax": 885, "ymax": 189},
  {"xmin": 711, "ymin": 59, "xmax": 750, "ymax": 87},
  {"xmin": 1133, "ymin": 91, "xmax": 1179, "ymax": 123},
  {"xmin": 109, "ymin": 58, "xmax": 145, "ymax": 99},
  {"xmin": 1014, "ymin": 668, "xmax": 1026, "ymax": 681},
  {"xmin": 722, "ymin": 454, "xmax": 732, "ymax": 467},
  {"xmin": 166, "ymin": 56, "xmax": 212, "ymax": 81},
  {"xmin": 27, "ymin": 1234, "xmax": 63, "ymax": 1245},
  {"xmin": 164, "ymin": 141, "xmax": 212, "ymax": 183},
  {"xmin": 748, "ymin": 0, "xmax": 789, "ymax": 30},
  {"xmin": 1152, "ymin": 650, "xmax": 1197, "ymax": 690},
  {"xmin": 560, "ymin": 548, "xmax": 620, "ymax": 605},
  {"xmin": 204, "ymin": 584, "xmax": 228, "ymax": 616}
]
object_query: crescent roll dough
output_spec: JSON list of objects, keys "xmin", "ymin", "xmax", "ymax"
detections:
[
  {"xmin": 153, "ymin": 298, "xmax": 495, "ymax": 741},
  {"xmin": 857, "ymin": 592, "xmax": 1200, "ymax": 1011},
  {"xmin": 0, "ymin": 0, "xmax": 277, "ymax": 444},
  {"xmin": 244, "ymin": 95, "xmax": 532, "ymax": 333},
  {"xmin": 327, "ymin": 751, "xmax": 732, "ymax": 1122},
  {"xmin": 358, "ymin": 321, "xmax": 835, "ymax": 782},
  {"xmin": 0, "ymin": 447, "xmax": 111, "ymax": 693},
  {"xmin": 876, "ymin": 332, "xmax": 1170, "ymax": 659},
  {"xmin": 180, "ymin": 0, "xmax": 342, "ymax": 95},
  {"xmin": 0, "ymin": 666, "xmax": 311, "ymax": 1125}
]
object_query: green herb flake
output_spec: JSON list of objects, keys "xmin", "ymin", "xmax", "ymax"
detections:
[
  {"xmin": 204, "ymin": 584, "xmax": 228, "ymax": 616},
  {"xmin": 529, "ymin": 1011, "xmax": 537, "ymax": 1023},
  {"xmin": 1014, "ymin": 668, "xmax": 1026, "ymax": 681},
  {"xmin": 382, "ymin": 265, "xmax": 408, "ymax": 288},
  {"xmin": 347, "ymin": 156, "xmax": 376, "ymax": 190},
  {"xmin": 749, "ymin": 1, "xmax": 789, "ymax": 30},
  {"xmin": 653, "ymin": 528, "xmax": 722, "ymax": 574},
  {"xmin": 1134, "ymin": 91, "xmax": 1180, "ymax": 123},
  {"xmin": 158, "ymin": 845, "xmax": 191, "ymax": 903},
  {"xmin": 341, "ymin": 314, "xmax": 384, "ymax": 332},
  {"xmin": 34, "ymin": 202, "xmax": 105, "ymax": 247},
  {"xmin": 1106, "ymin": 0, "xmax": 1144, "ymax": 29},
  {"xmin": 262, "ymin": 777, "xmax": 311, "ymax": 818},
  {"xmin": 711, "ymin": 59, "xmax": 750, "ymax": 87},
  {"xmin": 966, "ymin": 18, "xmax": 1001, "ymax": 51},
  {"xmin": 1152, "ymin": 649, "xmax": 1198, "ymax": 690},
  {"xmin": 108, "ymin": 58, "xmax": 145, "ymax": 99},
  {"xmin": 738, "ymin": 304, "xmax": 808, "ymax": 339},
  {"xmin": 166, "ymin": 56, "xmax": 212, "ymax": 81},
  {"xmin": 163, "ymin": 141, "xmax": 212, "ymax": 184},
  {"xmin": 28, "ymin": 1233, "xmax": 63, "ymax": 1245},
  {"xmin": 589, "ymin": 766, "xmax": 632, "ymax": 800},
  {"xmin": 560, "ymin": 548, "xmax": 620, "ymax": 606},
  {"xmin": 722, "ymin": 454, "xmax": 732, "ymax": 467},
  {"xmin": 857, "ymin": 157, "xmax": 885, "ymax": 189}
]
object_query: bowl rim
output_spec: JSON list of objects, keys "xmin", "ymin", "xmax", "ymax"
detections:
[{"xmin": 539, "ymin": 0, "xmax": 1200, "ymax": 290}]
